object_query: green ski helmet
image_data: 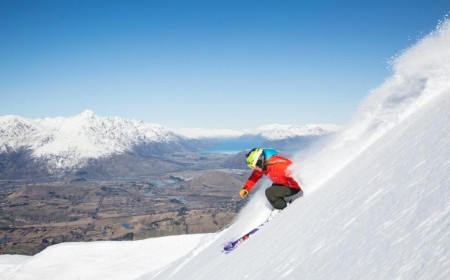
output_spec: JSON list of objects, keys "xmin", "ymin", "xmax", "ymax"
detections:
[{"xmin": 245, "ymin": 148, "xmax": 264, "ymax": 170}]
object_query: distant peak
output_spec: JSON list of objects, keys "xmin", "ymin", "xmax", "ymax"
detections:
[{"xmin": 79, "ymin": 109, "xmax": 96, "ymax": 118}]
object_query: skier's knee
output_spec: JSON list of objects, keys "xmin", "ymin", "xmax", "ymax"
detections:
[
  {"xmin": 265, "ymin": 187, "xmax": 276, "ymax": 202},
  {"xmin": 265, "ymin": 187, "xmax": 271, "ymax": 199}
]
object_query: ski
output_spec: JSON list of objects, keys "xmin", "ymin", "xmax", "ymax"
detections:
[
  {"xmin": 221, "ymin": 223, "xmax": 265, "ymax": 253},
  {"xmin": 221, "ymin": 209, "xmax": 280, "ymax": 253}
]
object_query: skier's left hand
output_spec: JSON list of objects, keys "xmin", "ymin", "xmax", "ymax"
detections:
[{"xmin": 239, "ymin": 189, "xmax": 248, "ymax": 198}]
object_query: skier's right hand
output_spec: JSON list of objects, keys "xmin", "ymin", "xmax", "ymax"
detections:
[{"xmin": 239, "ymin": 189, "xmax": 248, "ymax": 198}]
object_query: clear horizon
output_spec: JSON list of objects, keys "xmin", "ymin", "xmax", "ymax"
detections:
[{"xmin": 1, "ymin": 0, "xmax": 449, "ymax": 129}]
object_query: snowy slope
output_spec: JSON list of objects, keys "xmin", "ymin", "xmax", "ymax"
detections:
[
  {"xmin": 141, "ymin": 19, "xmax": 450, "ymax": 280},
  {"xmin": 145, "ymin": 80, "xmax": 449, "ymax": 280},
  {"xmin": 1, "ymin": 18, "xmax": 449, "ymax": 280},
  {"xmin": 0, "ymin": 234, "xmax": 206, "ymax": 280},
  {"xmin": 291, "ymin": 17, "xmax": 450, "ymax": 191}
]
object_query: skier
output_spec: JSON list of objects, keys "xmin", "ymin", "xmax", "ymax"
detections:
[{"xmin": 239, "ymin": 148, "xmax": 302, "ymax": 210}]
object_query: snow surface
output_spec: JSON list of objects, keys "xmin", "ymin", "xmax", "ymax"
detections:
[
  {"xmin": 1, "ymin": 18, "xmax": 450, "ymax": 280},
  {"xmin": 0, "ymin": 234, "xmax": 205, "ymax": 280}
]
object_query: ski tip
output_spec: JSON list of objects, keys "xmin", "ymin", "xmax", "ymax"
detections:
[{"xmin": 221, "ymin": 242, "xmax": 237, "ymax": 253}]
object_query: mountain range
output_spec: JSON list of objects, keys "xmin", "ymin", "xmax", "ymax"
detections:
[{"xmin": 0, "ymin": 110, "xmax": 339, "ymax": 181}]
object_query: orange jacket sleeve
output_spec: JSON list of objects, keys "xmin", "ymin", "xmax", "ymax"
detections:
[{"xmin": 243, "ymin": 170, "xmax": 264, "ymax": 192}]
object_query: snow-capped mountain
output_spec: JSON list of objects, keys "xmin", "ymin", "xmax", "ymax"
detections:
[
  {"xmin": 0, "ymin": 110, "xmax": 186, "ymax": 171},
  {"xmin": 0, "ymin": 110, "xmax": 338, "ymax": 177},
  {"xmin": 252, "ymin": 123, "xmax": 340, "ymax": 140},
  {"xmin": 175, "ymin": 123, "xmax": 339, "ymax": 140}
]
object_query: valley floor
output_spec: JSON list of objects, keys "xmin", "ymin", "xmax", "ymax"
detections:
[{"xmin": 0, "ymin": 168, "xmax": 248, "ymax": 255}]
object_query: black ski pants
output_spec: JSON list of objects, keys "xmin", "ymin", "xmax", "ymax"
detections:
[{"xmin": 265, "ymin": 184, "xmax": 300, "ymax": 210}]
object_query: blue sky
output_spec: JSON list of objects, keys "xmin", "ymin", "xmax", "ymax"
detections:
[{"xmin": 1, "ymin": 0, "xmax": 449, "ymax": 129}]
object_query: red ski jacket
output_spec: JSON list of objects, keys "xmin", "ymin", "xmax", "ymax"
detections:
[{"xmin": 243, "ymin": 155, "xmax": 301, "ymax": 192}]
